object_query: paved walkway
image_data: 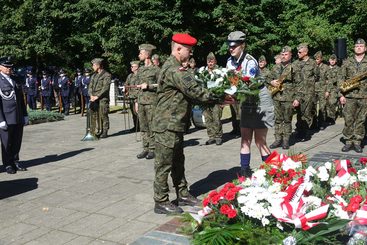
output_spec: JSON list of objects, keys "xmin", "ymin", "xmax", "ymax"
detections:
[{"xmin": 0, "ymin": 109, "xmax": 365, "ymax": 244}]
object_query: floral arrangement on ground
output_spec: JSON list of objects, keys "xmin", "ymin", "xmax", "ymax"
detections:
[{"xmin": 181, "ymin": 151, "xmax": 367, "ymax": 245}]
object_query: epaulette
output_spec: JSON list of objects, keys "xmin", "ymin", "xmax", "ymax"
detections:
[{"xmin": 245, "ymin": 54, "xmax": 256, "ymax": 62}]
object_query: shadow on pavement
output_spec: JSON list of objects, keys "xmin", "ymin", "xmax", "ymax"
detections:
[
  {"xmin": 189, "ymin": 167, "xmax": 241, "ymax": 197},
  {"xmin": 184, "ymin": 138, "xmax": 200, "ymax": 147},
  {"xmin": 21, "ymin": 148, "xmax": 94, "ymax": 168},
  {"xmin": 0, "ymin": 178, "xmax": 38, "ymax": 199}
]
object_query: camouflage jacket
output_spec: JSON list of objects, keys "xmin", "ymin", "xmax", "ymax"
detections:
[
  {"xmin": 88, "ymin": 70, "xmax": 111, "ymax": 100},
  {"xmin": 270, "ymin": 62, "xmax": 295, "ymax": 102},
  {"xmin": 152, "ymin": 55, "xmax": 216, "ymax": 133},
  {"xmin": 125, "ymin": 72, "xmax": 139, "ymax": 99},
  {"xmin": 315, "ymin": 63, "xmax": 329, "ymax": 92},
  {"xmin": 339, "ymin": 55, "xmax": 367, "ymax": 98},
  {"xmin": 292, "ymin": 58, "xmax": 319, "ymax": 101},
  {"xmin": 136, "ymin": 65, "xmax": 160, "ymax": 105},
  {"xmin": 325, "ymin": 65, "xmax": 340, "ymax": 94},
  {"xmin": 259, "ymin": 67, "xmax": 272, "ymax": 84}
]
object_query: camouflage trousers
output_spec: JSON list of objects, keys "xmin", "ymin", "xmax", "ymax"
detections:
[
  {"xmin": 296, "ymin": 95, "xmax": 315, "ymax": 130},
  {"xmin": 273, "ymin": 100, "xmax": 294, "ymax": 141},
  {"xmin": 90, "ymin": 99, "xmax": 109, "ymax": 135},
  {"xmin": 153, "ymin": 131, "xmax": 189, "ymax": 203},
  {"xmin": 315, "ymin": 91, "xmax": 327, "ymax": 123},
  {"xmin": 324, "ymin": 93, "xmax": 338, "ymax": 121},
  {"xmin": 138, "ymin": 104, "xmax": 155, "ymax": 151},
  {"xmin": 342, "ymin": 98, "xmax": 367, "ymax": 145},
  {"xmin": 203, "ymin": 104, "xmax": 223, "ymax": 139}
]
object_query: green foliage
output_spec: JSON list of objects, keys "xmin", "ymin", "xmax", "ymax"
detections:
[
  {"xmin": 28, "ymin": 110, "xmax": 64, "ymax": 124},
  {"xmin": 1, "ymin": 0, "xmax": 366, "ymax": 78}
]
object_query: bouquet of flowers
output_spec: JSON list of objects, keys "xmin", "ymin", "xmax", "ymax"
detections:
[
  {"xmin": 195, "ymin": 67, "xmax": 265, "ymax": 102},
  {"xmin": 183, "ymin": 152, "xmax": 367, "ymax": 245}
]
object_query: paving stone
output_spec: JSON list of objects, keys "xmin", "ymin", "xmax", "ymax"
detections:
[{"xmin": 23, "ymin": 230, "xmax": 78, "ymax": 245}]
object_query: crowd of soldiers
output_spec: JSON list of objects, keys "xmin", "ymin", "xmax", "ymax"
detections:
[{"xmin": 21, "ymin": 67, "xmax": 92, "ymax": 115}]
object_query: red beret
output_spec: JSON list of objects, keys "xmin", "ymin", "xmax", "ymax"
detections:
[{"xmin": 172, "ymin": 33, "xmax": 197, "ymax": 46}]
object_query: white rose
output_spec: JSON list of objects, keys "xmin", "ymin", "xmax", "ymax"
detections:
[{"xmin": 324, "ymin": 161, "xmax": 332, "ymax": 170}]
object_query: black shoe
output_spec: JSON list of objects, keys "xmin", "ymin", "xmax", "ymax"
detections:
[
  {"xmin": 342, "ymin": 144, "xmax": 353, "ymax": 152},
  {"xmin": 215, "ymin": 138, "xmax": 223, "ymax": 145},
  {"xmin": 205, "ymin": 139, "xmax": 216, "ymax": 145},
  {"xmin": 146, "ymin": 152, "xmax": 155, "ymax": 159},
  {"xmin": 15, "ymin": 162, "xmax": 27, "ymax": 171},
  {"xmin": 137, "ymin": 151, "xmax": 149, "ymax": 159},
  {"xmin": 269, "ymin": 140, "xmax": 282, "ymax": 149},
  {"xmin": 240, "ymin": 167, "xmax": 252, "ymax": 178},
  {"xmin": 5, "ymin": 165, "xmax": 16, "ymax": 174},
  {"xmin": 154, "ymin": 201, "xmax": 183, "ymax": 214},
  {"xmin": 354, "ymin": 145, "xmax": 363, "ymax": 153},
  {"xmin": 177, "ymin": 193, "xmax": 200, "ymax": 206}
]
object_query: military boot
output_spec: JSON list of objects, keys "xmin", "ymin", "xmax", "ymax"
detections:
[
  {"xmin": 145, "ymin": 151, "xmax": 155, "ymax": 159},
  {"xmin": 354, "ymin": 144, "xmax": 363, "ymax": 153},
  {"xmin": 100, "ymin": 130, "xmax": 108, "ymax": 138},
  {"xmin": 177, "ymin": 193, "xmax": 200, "ymax": 206},
  {"xmin": 137, "ymin": 150, "xmax": 149, "ymax": 159},
  {"xmin": 282, "ymin": 138, "xmax": 290, "ymax": 150},
  {"xmin": 269, "ymin": 139, "xmax": 282, "ymax": 149},
  {"xmin": 341, "ymin": 144, "xmax": 353, "ymax": 152},
  {"xmin": 154, "ymin": 201, "xmax": 183, "ymax": 214}
]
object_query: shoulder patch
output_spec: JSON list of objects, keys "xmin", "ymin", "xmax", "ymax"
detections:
[{"xmin": 249, "ymin": 67, "xmax": 258, "ymax": 76}]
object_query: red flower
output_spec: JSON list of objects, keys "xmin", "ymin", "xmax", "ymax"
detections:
[
  {"xmin": 348, "ymin": 167, "xmax": 357, "ymax": 174},
  {"xmin": 211, "ymin": 194, "xmax": 221, "ymax": 205},
  {"xmin": 352, "ymin": 182, "xmax": 360, "ymax": 189},
  {"xmin": 242, "ymin": 76, "xmax": 251, "ymax": 82},
  {"xmin": 220, "ymin": 204, "xmax": 232, "ymax": 215},
  {"xmin": 360, "ymin": 157, "xmax": 367, "ymax": 165},
  {"xmin": 227, "ymin": 208, "xmax": 237, "ymax": 218},
  {"xmin": 208, "ymin": 190, "xmax": 218, "ymax": 198},
  {"xmin": 225, "ymin": 190, "xmax": 236, "ymax": 201},
  {"xmin": 202, "ymin": 197, "xmax": 210, "ymax": 207},
  {"xmin": 268, "ymin": 168, "xmax": 278, "ymax": 176},
  {"xmin": 238, "ymin": 175, "xmax": 245, "ymax": 183}
]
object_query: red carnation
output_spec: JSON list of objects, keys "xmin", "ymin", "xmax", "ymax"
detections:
[
  {"xmin": 211, "ymin": 194, "xmax": 221, "ymax": 205},
  {"xmin": 348, "ymin": 167, "xmax": 357, "ymax": 174},
  {"xmin": 242, "ymin": 76, "xmax": 251, "ymax": 82},
  {"xmin": 225, "ymin": 190, "xmax": 236, "ymax": 201},
  {"xmin": 227, "ymin": 208, "xmax": 237, "ymax": 218},
  {"xmin": 220, "ymin": 204, "xmax": 232, "ymax": 215},
  {"xmin": 202, "ymin": 197, "xmax": 210, "ymax": 207},
  {"xmin": 360, "ymin": 157, "xmax": 367, "ymax": 165}
]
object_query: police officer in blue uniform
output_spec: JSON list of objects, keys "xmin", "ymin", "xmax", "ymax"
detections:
[
  {"xmin": 25, "ymin": 70, "xmax": 38, "ymax": 110},
  {"xmin": 40, "ymin": 71, "xmax": 53, "ymax": 111},
  {"xmin": 81, "ymin": 68, "xmax": 91, "ymax": 111},
  {"xmin": 58, "ymin": 69, "xmax": 71, "ymax": 115},
  {"xmin": 0, "ymin": 57, "xmax": 28, "ymax": 174}
]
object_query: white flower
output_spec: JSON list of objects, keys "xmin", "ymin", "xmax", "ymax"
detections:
[
  {"xmin": 317, "ymin": 166, "xmax": 329, "ymax": 181},
  {"xmin": 261, "ymin": 217, "xmax": 270, "ymax": 226},
  {"xmin": 306, "ymin": 166, "xmax": 317, "ymax": 176},
  {"xmin": 324, "ymin": 161, "xmax": 332, "ymax": 170},
  {"xmin": 357, "ymin": 169, "xmax": 367, "ymax": 182},
  {"xmin": 276, "ymin": 222, "xmax": 284, "ymax": 231},
  {"xmin": 331, "ymin": 204, "xmax": 350, "ymax": 219},
  {"xmin": 303, "ymin": 196, "xmax": 322, "ymax": 207},
  {"xmin": 198, "ymin": 66, "xmax": 205, "ymax": 73},
  {"xmin": 282, "ymin": 158, "xmax": 301, "ymax": 171}
]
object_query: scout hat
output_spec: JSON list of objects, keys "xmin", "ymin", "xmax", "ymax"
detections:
[
  {"xmin": 207, "ymin": 52, "xmax": 216, "ymax": 61},
  {"xmin": 42, "ymin": 70, "xmax": 47, "ymax": 75},
  {"xmin": 227, "ymin": 31, "xmax": 246, "ymax": 46},
  {"xmin": 91, "ymin": 58, "xmax": 104, "ymax": 65},
  {"xmin": 0, "ymin": 57, "xmax": 13, "ymax": 67},
  {"xmin": 282, "ymin": 46, "xmax": 292, "ymax": 53},
  {"xmin": 172, "ymin": 33, "xmax": 197, "ymax": 46},
  {"xmin": 355, "ymin": 38, "xmax": 366, "ymax": 45},
  {"xmin": 138, "ymin": 44, "xmax": 156, "ymax": 52},
  {"xmin": 258, "ymin": 55, "xmax": 266, "ymax": 62}
]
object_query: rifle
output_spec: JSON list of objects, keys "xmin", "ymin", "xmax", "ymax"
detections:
[
  {"xmin": 339, "ymin": 71, "xmax": 367, "ymax": 93},
  {"xmin": 268, "ymin": 65, "xmax": 292, "ymax": 96}
]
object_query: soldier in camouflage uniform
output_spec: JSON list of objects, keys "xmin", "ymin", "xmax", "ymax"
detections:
[
  {"xmin": 292, "ymin": 43, "xmax": 319, "ymax": 141},
  {"xmin": 152, "ymin": 54, "xmax": 160, "ymax": 67},
  {"xmin": 202, "ymin": 52, "xmax": 223, "ymax": 145},
  {"xmin": 314, "ymin": 51, "xmax": 329, "ymax": 130},
  {"xmin": 258, "ymin": 55, "xmax": 271, "ymax": 81},
  {"xmin": 324, "ymin": 54, "xmax": 339, "ymax": 124},
  {"xmin": 152, "ymin": 33, "xmax": 220, "ymax": 214},
  {"xmin": 136, "ymin": 44, "xmax": 160, "ymax": 160},
  {"xmin": 339, "ymin": 38, "xmax": 367, "ymax": 153},
  {"xmin": 89, "ymin": 58, "xmax": 111, "ymax": 138},
  {"xmin": 125, "ymin": 60, "xmax": 140, "ymax": 132},
  {"xmin": 269, "ymin": 46, "xmax": 295, "ymax": 150}
]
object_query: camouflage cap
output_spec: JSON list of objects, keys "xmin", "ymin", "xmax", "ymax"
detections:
[
  {"xmin": 281, "ymin": 46, "xmax": 292, "ymax": 53},
  {"xmin": 138, "ymin": 44, "xmax": 156, "ymax": 51},
  {"xmin": 355, "ymin": 38, "xmax": 366, "ymax": 45},
  {"xmin": 206, "ymin": 52, "xmax": 216, "ymax": 61},
  {"xmin": 314, "ymin": 51, "xmax": 323, "ymax": 59},
  {"xmin": 329, "ymin": 54, "xmax": 337, "ymax": 60},
  {"xmin": 258, "ymin": 55, "xmax": 266, "ymax": 62},
  {"xmin": 151, "ymin": 54, "xmax": 159, "ymax": 60},
  {"xmin": 130, "ymin": 60, "xmax": 140, "ymax": 66},
  {"xmin": 189, "ymin": 57, "xmax": 196, "ymax": 63},
  {"xmin": 297, "ymin": 43, "xmax": 308, "ymax": 50},
  {"xmin": 91, "ymin": 58, "xmax": 104, "ymax": 65}
]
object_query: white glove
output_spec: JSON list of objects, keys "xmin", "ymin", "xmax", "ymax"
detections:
[
  {"xmin": 0, "ymin": 121, "xmax": 7, "ymax": 130},
  {"xmin": 24, "ymin": 116, "xmax": 29, "ymax": 125}
]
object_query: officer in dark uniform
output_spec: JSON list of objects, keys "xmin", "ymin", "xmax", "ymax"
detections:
[
  {"xmin": 81, "ymin": 68, "xmax": 91, "ymax": 112},
  {"xmin": 25, "ymin": 70, "xmax": 38, "ymax": 110},
  {"xmin": 0, "ymin": 57, "xmax": 28, "ymax": 174},
  {"xmin": 73, "ymin": 68, "xmax": 83, "ymax": 113},
  {"xmin": 58, "ymin": 69, "xmax": 71, "ymax": 115},
  {"xmin": 40, "ymin": 71, "xmax": 53, "ymax": 111}
]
